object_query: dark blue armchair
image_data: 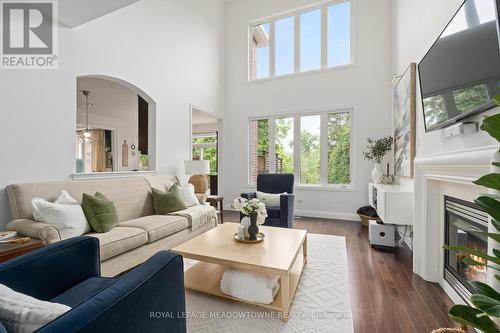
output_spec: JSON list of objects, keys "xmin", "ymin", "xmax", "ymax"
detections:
[
  {"xmin": 241, "ymin": 173, "xmax": 295, "ymax": 228},
  {"xmin": 0, "ymin": 237, "xmax": 186, "ymax": 333}
]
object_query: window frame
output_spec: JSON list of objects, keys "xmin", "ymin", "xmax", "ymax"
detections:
[
  {"xmin": 248, "ymin": 0, "xmax": 354, "ymax": 81},
  {"xmin": 248, "ymin": 107, "xmax": 356, "ymax": 191}
]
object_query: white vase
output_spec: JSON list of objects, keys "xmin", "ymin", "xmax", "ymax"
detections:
[
  {"xmin": 371, "ymin": 163, "xmax": 383, "ymax": 184},
  {"xmin": 240, "ymin": 216, "xmax": 251, "ymax": 239}
]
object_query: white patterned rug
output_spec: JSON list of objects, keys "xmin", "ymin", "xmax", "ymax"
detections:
[{"xmin": 184, "ymin": 233, "xmax": 354, "ymax": 333}]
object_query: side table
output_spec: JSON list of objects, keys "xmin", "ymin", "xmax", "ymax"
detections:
[
  {"xmin": 0, "ymin": 237, "xmax": 44, "ymax": 263},
  {"xmin": 206, "ymin": 195, "xmax": 224, "ymax": 223}
]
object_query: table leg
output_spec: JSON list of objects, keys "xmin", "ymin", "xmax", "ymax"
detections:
[
  {"xmin": 303, "ymin": 236, "xmax": 308, "ymax": 263},
  {"xmin": 280, "ymin": 271, "xmax": 290, "ymax": 322},
  {"xmin": 220, "ymin": 199, "xmax": 224, "ymax": 223}
]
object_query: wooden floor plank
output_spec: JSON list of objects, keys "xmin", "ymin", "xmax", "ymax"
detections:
[{"xmin": 224, "ymin": 211, "xmax": 457, "ymax": 332}]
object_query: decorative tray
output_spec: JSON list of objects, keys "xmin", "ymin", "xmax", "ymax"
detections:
[{"xmin": 234, "ymin": 232, "xmax": 265, "ymax": 243}]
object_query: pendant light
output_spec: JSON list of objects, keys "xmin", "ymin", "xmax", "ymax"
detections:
[{"xmin": 79, "ymin": 90, "xmax": 93, "ymax": 143}]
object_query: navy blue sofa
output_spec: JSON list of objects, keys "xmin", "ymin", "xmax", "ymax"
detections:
[
  {"xmin": 241, "ymin": 173, "xmax": 295, "ymax": 228},
  {"xmin": 0, "ymin": 237, "xmax": 186, "ymax": 333}
]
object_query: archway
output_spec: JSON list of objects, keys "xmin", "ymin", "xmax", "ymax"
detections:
[{"xmin": 75, "ymin": 75, "xmax": 156, "ymax": 173}]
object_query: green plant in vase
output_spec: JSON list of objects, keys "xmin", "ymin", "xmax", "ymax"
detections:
[
  {"xmin": 363, "ymin": 136, "xmax": 393, "ymax": 184},
  {"xmin": 443, "ymin": 94, "xmax": 500, "ymax": 333}
]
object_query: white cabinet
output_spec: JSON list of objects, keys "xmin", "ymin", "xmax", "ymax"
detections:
[{"xmin": 368, "ymin": 183, "xmax": 414, "ymax": 225}]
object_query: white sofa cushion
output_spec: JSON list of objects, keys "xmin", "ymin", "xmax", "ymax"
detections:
[
  {"xmin": 256, "ymin": 191, "xmax": 285, "ymax": 207},
  {"xmin": 0, "ymin": 283, "xmax": 71, "ymax": 333},
  {"xmin": 31, "ymin": 190, "xmax": 91, "ymax": 239},
  {"xmin": 176, "ymin": 184, "xmax": 199, "ymax": 207},
  {"xmin": 87, "ymin": 227, "xmax": 148, "ymax": 261},
  {"xmin": 119, "ymin": 215, "xmax": 189, "ymax": 243}
]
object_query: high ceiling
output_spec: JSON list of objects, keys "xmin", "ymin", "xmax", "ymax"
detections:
[{"xmin": 59, "ymin": 0, "xmax": 140, "ymax": 28}]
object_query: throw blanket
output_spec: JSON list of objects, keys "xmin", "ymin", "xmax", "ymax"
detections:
[
  {"xmin": 170, "ymin": 204, "xmax": 217, "ymax": 231},
  {"xmin": 220, "ymin": 268, "xmax": 280, "ymax": 304}
]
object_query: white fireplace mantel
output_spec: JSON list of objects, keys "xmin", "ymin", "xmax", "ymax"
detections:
[{"xmin": 413, "ymin": 145, "xmax": 498, "ymax": 284}]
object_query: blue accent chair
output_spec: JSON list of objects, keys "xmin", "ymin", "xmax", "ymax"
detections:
[
  {"xmin": 0, "ymin": 237, "xmax": 186, "ymax": 333},
  {"xmin": 241, "ymin": 173, "xmax": 295, "ymax": 228}
]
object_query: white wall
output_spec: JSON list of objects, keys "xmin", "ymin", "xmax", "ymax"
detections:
[
  {"xmin": 224, "ymin": 0, "xmax": 393, "ymax": 220},
  {"xmin": 0, "ymin": 0, "xmax": 225, "ymax": 228},
  {"xmin": 77, "ymin": 77, "xmax": 139, "ymax": 171},
  {"xmin": 193, "ymin": 123, "xmax": 218, "ymax": 134},
  {"xmin": 392, "ymin": 0, "xmax": 499, "ymax": 157}
]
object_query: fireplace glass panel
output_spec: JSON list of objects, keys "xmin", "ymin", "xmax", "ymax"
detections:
[{"xmin": 444, "ymin": 197, "xmax": 488, "ymax": 297}]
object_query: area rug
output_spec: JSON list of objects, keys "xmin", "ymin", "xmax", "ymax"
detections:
[{"xmin": 184, "ymin": 233, "xmax": 354, "ymax": 333}]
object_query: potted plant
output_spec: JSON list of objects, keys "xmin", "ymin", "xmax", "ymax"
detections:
[
  {"xmin": 439, "ymin": 94, "xmax": 500, "ymax": 333},
  {"xmin": 363, "ymin": 136, "xmax": 394, "ymax": 184},
  {"xmin": 232, "ymin": 197, "xmax": 267, "ymax": 241}
]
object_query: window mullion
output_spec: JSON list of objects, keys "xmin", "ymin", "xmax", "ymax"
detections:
[
  {"xmin": 293, "ymin": 115, "xmax": 301, "ymax": 184},
  {"xmin": 320, "ymin": 113, "xmax": 329, "ymax": 186},
  {"xmin": 269, "ymin": 118, "xmax": 276, "ymax": 173},
  {"xmin": 269, "ymin": 21, "xmax": 276, "ymax": 77},
  {"xmin": 294, "ymin": 13, "xmax": 300, "ymax": 73},
  {"xmin": 321, "ymin": 5, "xmax": 328, "ymax": 69}
]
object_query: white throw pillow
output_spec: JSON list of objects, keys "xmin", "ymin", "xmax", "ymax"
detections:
[
  {"xmin": 176, "ymin": 184, "xmax": 200, "ymax": 207},
  {"xmin": 32, "ymin": 190, "xmax": 91, "ymax": 238},
  {"xmin": 256, "ymin": 191, "xmax": 286, "ymax": 207},
  {"xmin": 0, "ymin": 283, "xmax": 71, "ymax": 333}
]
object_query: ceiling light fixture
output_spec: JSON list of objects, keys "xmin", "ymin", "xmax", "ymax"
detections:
[{"xmin": 78, "ymin": 90, "xmax": 94, "ymax": 143}]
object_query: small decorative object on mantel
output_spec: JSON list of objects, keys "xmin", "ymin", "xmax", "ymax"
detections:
[
  {"xmin": 380, "ymin": 163, "xmax": 395, "ymax": 185},
  {"xmin": 232, "ymin": 197, "xmax": 267, "ymax": 241},
  {"xmin": 363, "ymin": 136, "xmax": 394, "ymax": 184}
]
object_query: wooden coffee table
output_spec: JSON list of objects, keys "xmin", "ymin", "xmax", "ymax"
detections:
[{"xmin": 172, "ymin": 223, "xmax": 307, "ymax": 320}]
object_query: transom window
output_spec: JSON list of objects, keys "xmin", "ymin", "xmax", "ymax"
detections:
[
  {"xmin": 249, "ymin": 109, "xmax": 353, "ymax": 187},
  {"xmin": 249, "ymin": 0, "xmax": 352, "ymax": 80}
]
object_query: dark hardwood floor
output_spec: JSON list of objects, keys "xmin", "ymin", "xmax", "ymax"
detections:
[{"xmin": 224, "ymin": 211, "xmax": 457, "ymax": 333}]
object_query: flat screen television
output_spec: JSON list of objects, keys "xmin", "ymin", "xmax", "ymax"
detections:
[{"xmin": 418, "ymin": 0, "xmax": 500, "ymax": 132}]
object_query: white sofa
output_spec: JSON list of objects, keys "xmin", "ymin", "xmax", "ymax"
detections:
[{"xmin": 5, "ymin": 175, "xmax": 217, "ymax": 277}]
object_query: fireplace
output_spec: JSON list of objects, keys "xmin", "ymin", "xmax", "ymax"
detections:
[{"xmin": 444, "ymin": 196, "xmax": 488, "ymax": 301}]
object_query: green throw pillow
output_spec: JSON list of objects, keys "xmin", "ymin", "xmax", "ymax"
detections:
[
  {"xmin": 81, "ymin": 192, "xmax": 119, "ymax": 233},
  {"xmin": 151, "ymin": 185, "xmax": 187, "ymax": 215}
]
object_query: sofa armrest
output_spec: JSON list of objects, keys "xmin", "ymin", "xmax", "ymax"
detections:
[
  {"xmin": 6, "ymin": 219, "xmax": 62, "ymax": 245},
  {"xmin": 241, "ymin": 192, "xmax": 256, "ymax": 200},
  {"xmin": 280, "ymin": 193, "xmax": 295, "ymax": 228},
  {"xmin": 0, "ymin": 237, "xmax": 100, "ymax": 301},
  {"xmin": 37, "ymin": 251, "xmax": 186, "ymax": 333}
]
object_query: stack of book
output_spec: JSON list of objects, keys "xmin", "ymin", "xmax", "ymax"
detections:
[{"xmin": 0, "ymin": 231, "xmax": 17, "ymax": 241}]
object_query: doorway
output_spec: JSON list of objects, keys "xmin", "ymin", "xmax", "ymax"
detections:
[{"xmin": 191, "ymin": 107, "xmax": 223, "ymax": 195}]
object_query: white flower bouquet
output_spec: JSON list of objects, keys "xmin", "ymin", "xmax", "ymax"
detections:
[{"xmin": 232, "ymin": 197, "xmax": 268, "ymax": 225}]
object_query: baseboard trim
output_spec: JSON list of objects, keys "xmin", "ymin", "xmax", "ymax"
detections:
[
  {"xmin": 223, "ymin": 207, "xmax": 360, "ymax": 222},
  {"xmin": 294, "ymin": 209, "xmax": 360, "ymax": 221}
]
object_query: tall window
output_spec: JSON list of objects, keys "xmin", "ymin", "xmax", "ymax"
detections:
[
  {"xmin": 300, "ymin": 9, "xmax": 321, "ymax": 72},
  {"xmin": 249, "ymin": 0, "xmax": 352, "ymax": 80},
  {"xmin": 275, "ymin": 117, "xmax": 294, "ymax": 173},
  {"xmin": 275, "ymin": 17, "xmax": 294, "ymax": 76},
  {"xmin": 300, "ymin": 115, "xmax": 321, "ymax": 184},
  {"xmin": 328, "ymin": 112, "xmax": 351, "ymax": 184},
  {"xmin": 249, "ymin": 119, "xmax": 270, "ymax": 184},
  {"xmin": 249, "ymin": 110, "xmax": 352, "ymax": 187},
  {"xmin": 328, "ymin": 1, "xmax": 351, "ymax": 67}
]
